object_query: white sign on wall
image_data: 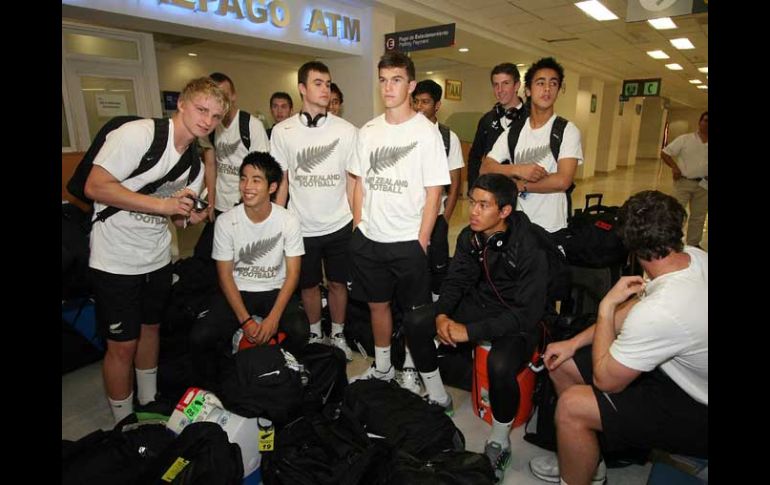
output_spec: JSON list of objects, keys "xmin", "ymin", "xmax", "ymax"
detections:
[{"xmin": 96, "ymin": 94, "xmax": 128, "ymax": 117}]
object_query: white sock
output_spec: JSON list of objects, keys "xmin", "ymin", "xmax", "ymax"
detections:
[
  {"xmin": 489, "ymin": 417, "xmax": 513, "ymax": 447},
  {"xmin": 560, "ymin": 479, "xmax": 569, "ymax": 485},
  {"xmin": 331, "ymin": 322, "xmax": 344, "ymax": 335},
  {"xmin": 109, "ymin": 392, "xmax": 134, "ymax": 424},
  {"xmin": 432, "ymin": 292, "xmax": 440, "ymax": 303},
  {"xmin": 310, "ymin": 320, "xmax": 322, "ymax": 336},
  {"xmin": 135, "ymin": 367, "xmax": 157, "ymax": 405},
  {"xmin": 403, "ymin": 347, "xmax": 416, "ymax": 369},
  {"xmin": 374, "ymin": 345, "xmax": 391, "ymax": 373},
  {"xmin": 421, "ymin": 368, "xmax": 449, "ymax": 403}
]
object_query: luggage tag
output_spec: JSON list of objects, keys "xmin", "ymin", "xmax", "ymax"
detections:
[{"xmin": 258, "ymin": 417, "xmax": 275, "ymax": 452}]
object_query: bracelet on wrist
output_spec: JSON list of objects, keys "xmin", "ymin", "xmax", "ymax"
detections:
[{"xmin": 240, "ymin": 316, "xmax": 254, "ymax": 327}]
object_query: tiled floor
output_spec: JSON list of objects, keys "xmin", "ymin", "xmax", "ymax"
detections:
[{"xmin": 63, "ymin": 158, "xmax": 706, "ymax": 483}]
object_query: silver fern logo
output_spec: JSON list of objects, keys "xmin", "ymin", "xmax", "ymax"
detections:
[
  {"xmin": 216, "ymin": 140, "xmax": 241, "ymax": 160},
  {"xmin": 367, "ymin": 142, "xmax": 418, "ymax": 175},
  {"xmin": 514, "ymin": 144, "xmax": 551, "ymax": 165},
  {"xmin": 236, "ymin": 233, "xmax": 282, "ymax": 266},
  {"xmin": 296, "ymin": 138, "xmax": 340, "ymax": 173}
]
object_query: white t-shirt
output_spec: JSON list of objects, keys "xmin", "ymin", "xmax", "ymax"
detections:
[
  {"xmin": 90, "ymin": 119, "xmax": 204, "ymax": 275},
  {"xmin": 212, "ymin": 203, "xmax": 305, "ymax": 292},
  {"xmin": 610, "ymin": 247, "xmax": 708, "ymax": 405},
  {"xmin": 270, "ymin": 113, "xmax": 356, "ymax": 237},
  {"xmin": 437, "ymin": 125, "xmax": 465, "ymax": 216},
  {"xmin": 662, "ymin": 132, "xmax": 708, "ymax": 179},
  {"xmin": 488, "ymin": 114, "xmax": 583, "ymax": 233},
  {"xmin": 349, "ymin": 113, "xmax": 450, "ymax": 242},
  {"xmin": 199, "ymin": 110, "xmax": 270, "ymax": 212}
]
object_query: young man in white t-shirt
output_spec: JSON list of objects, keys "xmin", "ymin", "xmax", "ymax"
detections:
[
  {"xmin": 271, "ymin": 61, "xmax": 357, "ymax": 360},
  {"xmin": 481, "ymin": 57, "xmax": 583, "ymax": 234},
  {"xmin": 85, "ymin": 77, "xmax": 228, "ymax": 423},
  {"xmin": 529, "ymin": 191, "xmax": 708, "ymax": 484},
  {"xmin": 347, "ymin": 51, "xmax": 451, "ymax": 409},
  {"xmin": 195, "ymin": 72, "xmax": 270, "ymax": 259},
  {"xmin": 189, "ymin": 152, "xmax": 308, "ymax": 392}
]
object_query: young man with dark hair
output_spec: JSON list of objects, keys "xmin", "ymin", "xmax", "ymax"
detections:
[
  {"xmin": 329, "ymin": 82, "xmax": 344, "ymax": 117},
  {"xmin": 405, "ymin": 173, "xmax": 549, "ymax": 482},
  {"xmin": 467, "ymin": 62, "xmax": 529, "ymax": 190},
  {"xmin": 412, "ymin": 79, "xmax": 465, "ymax": 300},
  {"xmin": 347, "ymin": 51, "xmax": 450, "ymax": 395},
  {"xmin": 85, "ymin": 77, "xmax": 228, "ymax": 423},
  {"xmin": 189, "ymin": 152, "xmax": 309, "ymax": 391},
  {"xmin": 529, "ymin": 190, "xmax": 708, "ymax": 484},
  {"xmin": 196, "ymin": 72, "xmax": 270, "ymax": 259},
  {"xmin": 270, "ymin": 61, "xmax": 357, "ymax": 359},
  {"xmin": 661, "ymin": 111, "xmax": 708, "ymax": 248},
  {"xmin": 267, "ymin": 92, "xmax": 294, "ymax": 139},
  {"xmin": 481, "ymin": 57, "xmax": 583, "ymax": 235}
]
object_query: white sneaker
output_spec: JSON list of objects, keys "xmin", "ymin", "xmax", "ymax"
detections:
[
  {"xmin": 349, "ymin": 363, "xmax": 395, "ymax": 383},
  {"xmin": 330, "ymin": 332, "xmax": 353, "ymax": 361},
  {"xmin": 529, "ymin": 454, "xmax": 606, "ymax": 484},
  {"xmin": 308, "ymin": 331, "xmax": 327, "ymax": 345},
  {"xmin": 395, "ymin": 367, "xmax": 423, "ymax": 395}
]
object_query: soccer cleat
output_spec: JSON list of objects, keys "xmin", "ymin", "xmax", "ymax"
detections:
[
  {"xmin": 308, "ymin": 331, "xmax": 327, "ymax": 345},
  {"xmin": 484, "ymin": 440, "xmax": 512, "ymax": 483}
]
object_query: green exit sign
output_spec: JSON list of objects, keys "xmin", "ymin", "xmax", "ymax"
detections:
[{"xmin": 622, "ymin": 78, "xmax": 662, "ymax": 97}]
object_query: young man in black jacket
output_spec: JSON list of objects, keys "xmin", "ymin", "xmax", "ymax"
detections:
[
  {"xmin": 403, "ymin": 173, "xmax": 548, "ymax": 483},
  {"xmin": 466, "ymin": 63, "xmax": 528, "ymax": 190}
]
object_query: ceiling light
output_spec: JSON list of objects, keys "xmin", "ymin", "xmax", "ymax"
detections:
[
  {"xmin": 81, "ymin": 88, "xmax": 105, "ymax": 91},
  {"xmin": 665, "ymin": 63, "xmax": 683, "ymax": 70},
  {"xmin": 698, "ymin": 66, "xmax": 708, "ymax": 73},
  {"xmin": 516, "ymin": 63, "xmax": 527, "ymax": 67},
  {"xmin": 574, "ymin": 1, "xmax": 619, "ymax": 21},
  {"xmin": 689, "ymin": 79, "xmax": 702, "ymax": 84},
  {"xmin": 426, "ymin": 71, "xmax": 434, "ymax": 75},
  {"xmin": 697, "ymin": 85, "xmax": 708, "ymax": 90},
  {"xmin": 647, "ymin": 50, "xmax": 670, "ymax": 59},
  {"xmin": 458, "ymin": 47, "xmax": 469, "ymax": 52},
  {"xmin": 188, "ymin": 52, "xmax": 198, "ymax": 57},
  {"xmin": 670, "ymin": 38, "xmax": 694, "ymax": 49},
  {"xmin": 647, "ymin": 17, "xmax": 677, "ymax": 30}
]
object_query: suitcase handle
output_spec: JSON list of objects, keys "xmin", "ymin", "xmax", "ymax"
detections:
[{"xmin": 584, "ymin": 193, "xmax": 603, "ymax": 209}]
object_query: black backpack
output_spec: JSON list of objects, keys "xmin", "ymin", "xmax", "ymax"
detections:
[
  {"xmin": 261, "ymin": 407, "xmax": 392, "ymax": 485},
  {"xmin": 138, "ymin": 421, "xmax": 243, "ymax": 484},
  {"xmin": 507, "ymin": 115, "xmax": 576, "ymax": 214},
  {"xmin": 208, "ymin": 110, "xmax": 252, "ymax": 149},
  {"xmin": 299, "ymin": 342, "xmax": 349, "ymax": 413},
  {"xmin": 219, "ymin": 345, "xmax": 304, "ymax": 427},
  {"xmin": 67, "ymin": 116, "xmax": 202, "ymax": 223},
  {"xmin": 437, "ymin": 123, "xmax": 451, "ymax": 157},
  {"xmin": 344, "ymin": 379, "xmax": 465, "ymax": 459},
  {"xmin": 62, "ymin": 417, "xmax": 177, "ymax": 485}
]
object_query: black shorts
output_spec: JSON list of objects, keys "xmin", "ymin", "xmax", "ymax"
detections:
[
  {"xmin": 349, "ymin": 228, "xmax": 431, "ymax": 309},
  {"xmin": 299, "ymin": 220, "xmax": 352, "ymax": 289},
  {"xmin": 91, "ymin": 264, "xmax": 173, "ymax": 342},
  {"xmin": 573, "ymin": 346, "xmax": 708, "ymax": 457}
]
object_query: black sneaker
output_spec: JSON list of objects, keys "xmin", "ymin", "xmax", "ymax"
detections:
[{"xmin": 484, "ymin": 440, "xmax": 511, "ymax": 483}]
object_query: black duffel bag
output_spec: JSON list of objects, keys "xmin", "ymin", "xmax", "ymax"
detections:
[{"xmin": 557, "ymin": 193, "xmax": 628, "ymax": 269}]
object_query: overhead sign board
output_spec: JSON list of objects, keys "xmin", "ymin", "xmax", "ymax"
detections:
[
  {"xmin": 622, "ymin": 78, "xmax": 662, "ymax": 97},
  {"xmin": 384, "ymin": 23, "xmax": 455, "ymax": 53},
  {"xmin": 626, "ymin": 0, "xmax": 707, "ymax": 22}
]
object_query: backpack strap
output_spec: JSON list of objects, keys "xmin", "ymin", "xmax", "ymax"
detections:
[
  {"xmin": 437, "ymin": 123, "xmax": 451, "ymax": 157},
  {"xmin": 549, "ymin": 116, "xmax": 575, "ymax": 219},
  {"xmin": 94, "ymin": 135, "xmax": 202, "ymax": 223},
  {"xmin": 505, "ymin": 116, "xmax": 528, "ymax": 164},
  {"xmin": 239, "ymin": 110, "xmax": 252, "ymax": 150}
]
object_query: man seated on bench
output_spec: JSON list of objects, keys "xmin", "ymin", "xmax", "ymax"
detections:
[
  {"xmin": 529, "ymin": 190, "xmax": 708, "ymax": 485},
  {"xmin": 404, "ymin": 173, "xmax": 549, "ymax": 483}
]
